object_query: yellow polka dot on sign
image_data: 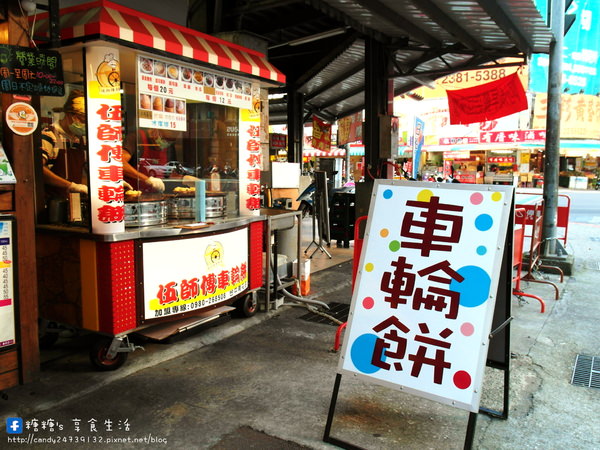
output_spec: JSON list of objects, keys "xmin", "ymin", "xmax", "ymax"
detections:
[
  {"xmin": 365, "ymin": 263, "xmax": 374, "ymax": 272},
  {"xmin": 417, "ymin": 189, "xmax": 434, "ymax": 202},
  {"xmin": 491, "ymin": 192, "xmax": 502, "ymax": 202},
  {"xmin": 380, "ymin": 228, "xmax": 389, "ymax": 238}
]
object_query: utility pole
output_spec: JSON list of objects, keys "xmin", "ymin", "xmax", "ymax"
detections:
[{"xmin": 542, "ymin": 0, "xmax": 565, "ymax": 256}]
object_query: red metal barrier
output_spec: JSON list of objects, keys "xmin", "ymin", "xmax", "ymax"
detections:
[
  {"xmin": 517, "ymin": 192, "xmax": 571, "ymax": 247},
  {"xmin": 515, "ymin": 198, "xmax": 563, "ymax": 300},
  {"xmin": 513, "ymin": 208, "xmax": 545, "ymax": 313}
]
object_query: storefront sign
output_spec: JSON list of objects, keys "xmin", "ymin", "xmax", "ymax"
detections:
[
  {"xmin": 86, "ymin": 46, "xmax": 125, "ymax": 234},
  {"xmin": 488, "ymin": 156, "xmax": 515, "ymax": 164},
  {"xmin": 5, "ymin": 102, "xmax": 38, "ymax": 136},
  {"xmin": 0, "ymin": 219, "xmax": 15, "ymax": 349},
  {"xmin": 239, "ymin": 107, "xmax": 262, "ymax": 213},
  {"xmin": 0, "ymin": 44, "xmax": 64, "ymax": 96},
  {"xmin": 142, "ymin": 228, "xmax": 249, "ymax": 319},
  {"xmin": 339, "ymin": 181, "xmax": 512, "ymax": 412},
  {"xmin": 443, "ymin": 150, "xmax": 471, "ymax": 160},
  {"xmin": 439, "ymin": 137, "xmax": 479, "ymax": 145},
  {"xmin": 529, "ymin": 1, "xmax": 599, "ymax": 95},
  {"xmin": 137, "ymin": 55, "xmax": 253, "ymax": 131},
  {"xmin": 532, "ymin": 93, "xmax": 600, "ymax": 140},
  {"xmin": 270, "ymin": 133, "xmax": 287, "ymax": 149},
  {"xmin": 480, "ymin": 129, "xmax": 546, "ymax": 144}
]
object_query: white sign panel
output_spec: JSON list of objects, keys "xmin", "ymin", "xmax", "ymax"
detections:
[
  {"xmin": 142, "ymin": 228, "xmax": 249, "ymax": 319},
  {"xmin": 0, "ymin": 219, "xmax": 15, "ymax": 348},
  {"xmin": 137, "ymin": 55, "xmax": 253, "ymax": 131},
  {"xmin": 86, "ymin": 46, "xmax": 125, "ymax": 234},
  {"xmin": 339, "ymin": 181, "xmax": 513, "ymax": 412}
]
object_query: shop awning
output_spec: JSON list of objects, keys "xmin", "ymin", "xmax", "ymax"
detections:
[{"xmin": 32, "ymin": 0, "xmax": 285, "ymax": 85}]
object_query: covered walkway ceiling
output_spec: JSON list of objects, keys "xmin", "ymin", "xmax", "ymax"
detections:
[{"xmin": 193, "ymin": 0, "xmax": 553, "ymax": 125}]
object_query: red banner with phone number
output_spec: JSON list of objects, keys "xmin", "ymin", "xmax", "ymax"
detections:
[{"xmin": 446, "ymin": 73, "xmax": 527, "ymax": 125}]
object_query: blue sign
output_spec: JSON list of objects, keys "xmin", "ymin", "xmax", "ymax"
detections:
[
  {"xmin": 529, "ymin": 0, "xmax": 600, "ymax": 95},
  {"xmin": 6, "ymin": 417, "xmax": 23, "ymax": 434},
  {"xmin": 412, "ymin": 117, "xmax": 425, "ymax": 179}
]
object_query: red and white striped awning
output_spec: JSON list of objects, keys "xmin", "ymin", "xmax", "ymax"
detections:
[{"xmin": 32, "ymin": 0, "xmax": 285, "ymax": 85}]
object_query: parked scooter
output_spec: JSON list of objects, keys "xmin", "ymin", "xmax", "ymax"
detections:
[{"xmin": 296, "ymin": 182, "xmax": 316, "ymax": 218}]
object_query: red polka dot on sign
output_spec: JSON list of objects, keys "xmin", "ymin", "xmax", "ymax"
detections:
[
  {"xmin": 453, "ymin": 370, "xmax": 472, "ymax": 389},
  {"xmin": 362, "ymin": 297, "xmax": 374, "ymax": 309}
]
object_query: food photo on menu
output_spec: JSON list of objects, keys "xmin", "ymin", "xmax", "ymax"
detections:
[
  {"xmin": 140, "ymin": 57, "xmax": 153, "ymax": 73},
  {"xmin": 152, "ymin": 96, "xmax": 164, "ymax": 111},
  {"xmin": 167, "ymin": 64, "xmax": 179, "ymax": 80},
  {"xmin": 181, "ymin": 67, "xmax": 192, "ymax": 82},
  {"xmin": 140, "ymin": 93, "xmax": 151, "ymax": 110},
  {"xmin": 176, "ymin": 99, "xmax": 186, "ymax": 114},
  {"xmin": 154, "ymin": 60, "xmax": 166, "ymax": 77}
]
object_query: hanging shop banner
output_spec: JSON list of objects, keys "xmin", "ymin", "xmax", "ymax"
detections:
[
  {"xmin": 312, "ymin": 116, "xmax": 332, "ymax": 151},
  {"xmin": 338, "ymin": 112, "xmax": 363, "ymax": 145},
  {"xmin": 5, "ymin": 101, "xmax": 38, "ymax": 136},
  {"xmin": 412, "ymin": 117, "xmax": 424, "ymax": 179},
  {"xmin": 86, "ymin": 46, "xmax": 125, "ymax": 234},
  {"xmin": 137, "ymin": 55, "xmax": 253, "ymax": 131},
  {"xmin": 532, "ymin": 93, "xmax": 600, "ymax": 140},
  {"xmin": 339, "ymin": 180, "xmax": 513, "ymax": 412},
  {"xmin": 0, "ymin": 219, "xmax": 15, "ymax": 349},
  {"xmin": 0, "ymin": 44, "xmax": 64, "ymax": 96},
  {"xmin": 239, "ymin": 100, "xmax": 262, "ymax": 214},
  {"xmin": 446, "ymin": 73, "xmax": 528, "ymax": 125},
  {"xmin": 142, "ymin": 228, "xmax": 249, "ymax": 320}
]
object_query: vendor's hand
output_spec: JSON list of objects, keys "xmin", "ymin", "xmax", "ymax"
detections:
[
  {"xmin": 146, "ymin": 176, "xmax": 165, "ymax": 192},
  {"xmin": 69, "ymin": 182, "xmax": 88, "ymax": 195},
  {"xmin": 182, "ymin": 175, "xmax": 201, "ymax": 187},
  {"xmin": 123, "ymin": 181, "xmax": 133, "ymax": 191}
]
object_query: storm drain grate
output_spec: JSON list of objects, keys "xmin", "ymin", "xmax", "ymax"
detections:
[
  {"xmin": 299, "ymin": 302, "xmax": 349, "ymax": 326},
  {"xmin": 571, "ymin": 354, "xmax": 600, "ymax": 389}
]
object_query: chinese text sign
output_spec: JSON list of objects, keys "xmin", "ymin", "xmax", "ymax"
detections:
[
  {"xmin": 339, "ymin": 181, "xmax": 513, "ymax": 412},
  {"xmin": 142, "ymin": 228, "xmax": 249, "ymax": 320}
]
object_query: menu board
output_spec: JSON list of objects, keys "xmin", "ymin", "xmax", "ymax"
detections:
[
  {"xmin": 137, "ymin": 55, "xmax": 253, "ymax": 130},
  {"xmin": 0, "ymin": 44, "xmax": 64, "ymax": 96},
  {"xmin": 0, "ymin": 218, "xmax": 15, "ymax": 349}
]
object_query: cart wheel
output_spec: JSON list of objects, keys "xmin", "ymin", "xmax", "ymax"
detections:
[
  {"xmin": 235, "ymin": 293, "xmax": 257, "ymax": 318},
  {"xmin": 89, "ymin": 338, "xmax": 128, "ymax": 371}
]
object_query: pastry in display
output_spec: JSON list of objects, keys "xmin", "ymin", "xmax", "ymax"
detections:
[
  {"xmin": 173, "ymin": 186, "xmax": 196, "ymax": 195},
  {"xmin": 165, "ymin": 98, "xmax": 175, "ymax": 112},
  {"xmin": 124, "ymin": 190, "xmax": 142, "ymax": 201}
]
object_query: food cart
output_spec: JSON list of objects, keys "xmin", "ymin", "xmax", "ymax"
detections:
[{"xmin": 33, "ymin": 0, "xmax": 286, "ymax": 370}]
